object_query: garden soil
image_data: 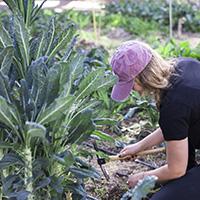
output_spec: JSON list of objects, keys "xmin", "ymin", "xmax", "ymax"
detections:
[{"xmin": 84, "ymin": 119, "xmax": 166, "ymax": 200}]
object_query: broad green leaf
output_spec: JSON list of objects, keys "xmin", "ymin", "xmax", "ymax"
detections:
[
  {"xmin": 0, "ymin": 153, "xmax": 24, "ymax": 169},
  {"xmin": 74, "ymin": 99, "xmax": 99, "ymax": 120},
  {"xmin": 47, "ymin": 23, "xmax": 76, "ymax": 62},
  {"xmin": 20, "ymin": 79, "xmax": 33, "ymax": 120},
  {"xmin": 59, "ymin": 62, "xmax": 71, "ymax": 96},
  {"xmin": 62, "ymin": 35, "xmax": 78, "ymax": 62},
  {"xmin": 66, "ymin": 182, "xmax": 87, "ymax": 197},
  {"xmin": 0, "ymin": 22, "xmax": 12, "ymax": 48},
  {"xmin": 2, "ymin": 175, "xmax": 19, "ymax": 194},
  {"xmin": 75, "ymin": 68, "xmax": 116, "ymax": 101},
  {"xmin": 91, "ymin": 130, "xmax": 115, "ymax": 142},
  {"xmin": 13, "ymin": 56, "xmax": 25, "ymax": 78},
  {"xmin": 36, "ymin": 96, "xmax": 74, "ymax": 125},
  {"xmin": 0, "ymin": 46, "xmax": 14, "ymax": 76},
  {"xmin": 53, "ymin": 150, "xmax": 75, "ymax": 170},
  {"xmin": 93, "ymin": 118, "xmax": 117, "ymax": 126},
  {"xmin": 96, "ymin": 74, "xmax": 117, "ymax": 91},
  {"xmin": 44, "ymin": 63, "xmax": 61, "ymax": 106},
  {"xmin": 13, "ymin": 15, "xmax": 29, "ymax": 72},
  {"xmin": 0, "ymin": 72, "xmax": 12, "ymax": 103},
  {"xmin": 26, "ymin": 57, "xmax": 48, "ymax": 111},
  {"xmin": 26, "ymin": 121, "xmax": 46, "ymax": 139},
  {"xmin": 33, "ymin": 158, "xmax": 49, "ymax": 171},
  {"xmin": 27, "ymin": 56, "xmax": 48, "ymax": 87},
  {"xmin": 75, "ymin": 157, "xmax": 93, "ymax": 169},
  {"xmin": 44, "ymin": 18, "xmax": 56, "ymax": 56},
  {"xmin": 69, "ymin": 166, "xmax": 100, "ymax": 179},
  {"xmin": 8, "ymin": 190, "xmax": 30, "ymax": 200},
  {"xmin": 35, "ymin": 177, "xmax": 51, "ymax": 191},
  {"xmin": 69, "ymin": 54, "xmax": 85, "ymax": 82},
  {"xmin": 0, "ymin": 96, "xmax": 20, "ymax": 134},
  {"xmin": 75, "ymin": 68, "xmax": 104, "ymax": 100},
  {"xmin": 59, "ymin": 54, "xmax": 84, "ymax": 96},
  {"xmin": 96, "ymin": 89, "xmax": 110, "ymax": 109},
  {"xmin": 67, "ymin": 109, "xmax": 95, "ymax": 144},
  {"xmin": 29, "ymin": 33, "xmax": 47, "ymax": 61},
  {"xmin": 0, "ymin": 142, "xmax": 13, "ymax": 149},
  {"xmin": 35, "ymin": 33, "xmax": 46, "ymax": 60}
]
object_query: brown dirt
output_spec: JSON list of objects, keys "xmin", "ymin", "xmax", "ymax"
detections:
[
  {"xmin": 85, "ymin": 146, "xmax": 166, "ymax": 200},
  {"xmin": 84, "ymin": 118, "xmax": 166, "ymax": 200}
]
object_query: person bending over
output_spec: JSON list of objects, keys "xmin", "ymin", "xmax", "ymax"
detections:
[{"xmin": 110, "ymin": 40, "xmax": 200, "ymax": 200}]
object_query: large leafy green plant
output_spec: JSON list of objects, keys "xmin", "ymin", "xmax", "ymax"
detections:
[{"xmin": 0, "ymin": 1, "xmax": 116, "ymax": 199}]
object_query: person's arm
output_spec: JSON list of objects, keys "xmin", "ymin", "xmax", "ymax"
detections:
[
  {"xmin": 138, "ymin": 127, "xmax": 164, "ymax": 150},
  {"xmin": 145, "ymin": 137, "xmax": 188, "ymax": 180},
  {"xmin": 128, "ymin": 137, "xmax": 188, "ymax": 187},
  {"xmin": 120, "ymin": 127, "xmax": 164, "ymax": 157}
]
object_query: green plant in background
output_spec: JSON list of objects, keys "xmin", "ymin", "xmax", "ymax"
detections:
[
  {"xmin": 122, "ymin": 17, "xmax": 161, "ymax": 37},
  {"xmin": 0, "ymin": 0, "xmax": 116, "ymax": 199},
  {"xmin": 59, "ymin": 10, "xmax": 92, "ymax": 30},
  {"xmin": 102, "ymin": 14, "xmax": 163, "ymax": 37},
  {"xmin": 106, "ymin": 0, "xmax": 200, "ymax": 33},
  {"xmin": 158, "ymin": 40, "xmax": 200, "ymax": 60},
  {"xmin": 126, "ymin": 92, "xmax": 159, "ymax": 128}
]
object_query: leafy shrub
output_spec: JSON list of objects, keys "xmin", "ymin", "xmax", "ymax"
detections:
[{"xmin": 0, "ymin": 0, "xmax": 116, "ymax": 199}]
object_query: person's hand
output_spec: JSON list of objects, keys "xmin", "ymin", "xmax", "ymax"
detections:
[
  {"xmin": 127, "ymin": 172, "xmax": 145, "ymax": 188},
  {"xmin": 119, "ymin": 143, "xmax": 141, "ymax": 158}
]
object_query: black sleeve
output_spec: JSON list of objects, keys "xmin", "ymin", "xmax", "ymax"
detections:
[{"xmin": 159, "ymin": 101, "xmax": 191, "ymax": 141}]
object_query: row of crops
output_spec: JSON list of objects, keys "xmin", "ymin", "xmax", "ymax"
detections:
[{"xmin": 0, "ymin": 0, "xmax": 200, "ymax": 199}]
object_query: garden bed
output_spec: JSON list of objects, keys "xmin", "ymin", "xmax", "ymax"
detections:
[{"xmin": 83, "ymin": 117, "xmax": 166, "ymax": 199}]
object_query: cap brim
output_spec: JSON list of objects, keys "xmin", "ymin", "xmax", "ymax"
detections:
[{"xmin": 111, "ymin": 79, "xmax": 134, "ymax": 102}]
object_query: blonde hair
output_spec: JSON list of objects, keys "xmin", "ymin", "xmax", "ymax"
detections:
[{"xmin": 135, "ymin": 42, "xmax": 176, "ymax": 108}]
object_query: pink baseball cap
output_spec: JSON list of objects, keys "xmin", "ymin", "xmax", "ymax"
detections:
[{"xmin": 111, "ymin": 41, "xmax": 152, "ymax": 102}]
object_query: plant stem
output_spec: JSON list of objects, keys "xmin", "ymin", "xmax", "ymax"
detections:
[
  {"xmin": 24, "ymin": 146, "xmax": 34, "ymax": 200},
  {"xmin": 0, "ymin": 133, "xmax": 9, "ymax": 198},
  {"xmin": 0, "ymin": 148, "xmax": 3, "ymax": 200}
]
